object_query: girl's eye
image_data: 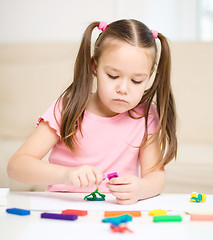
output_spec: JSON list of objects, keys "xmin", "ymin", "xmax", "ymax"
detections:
[
  {"xmin": 108, "ymin": 74, "xmax": 118, "ymax": 79},
  {"xmin": 132, "ymin": 80, "xmax": 143, "ymax": 84}
]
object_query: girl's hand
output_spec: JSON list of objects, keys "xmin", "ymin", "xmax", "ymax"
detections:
[
  {"xmin": 106, "ymin": 175, "xmax": 141, "ymax": 205},
  {"xmin": 65, "ymin": 165, "xmax": 103, "ymax": 188}
]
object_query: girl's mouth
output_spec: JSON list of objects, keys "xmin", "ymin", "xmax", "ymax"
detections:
[{"xmin": 113, "ymin": 99, "xmax": 128, "ymax": 103}]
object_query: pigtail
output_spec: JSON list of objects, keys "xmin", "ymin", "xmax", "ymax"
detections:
[
  {"xmin": 153, "ymin": 33, "xmax": 177, "ymax": 169},
  {"xmin": 58, "ymin": 22, "xmax": 100, "ymax": 151}
]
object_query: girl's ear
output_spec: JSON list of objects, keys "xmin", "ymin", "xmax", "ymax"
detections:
[{"xmin": 91, "ymin": 57, "xmax": 97, "ymax": 77}]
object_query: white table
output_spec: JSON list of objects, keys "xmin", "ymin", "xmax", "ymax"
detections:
[{"xmin": 1, "ymin": 192, "xmax": 213, "ymax": 240}]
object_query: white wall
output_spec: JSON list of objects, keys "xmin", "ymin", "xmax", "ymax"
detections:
[
  {"xmin": 145, "ymin": 0, "xmax": 198, "ymax": 40},
  {"xmin": 0, "ymin": 0, "xmax": 199, "ymax": 42}
]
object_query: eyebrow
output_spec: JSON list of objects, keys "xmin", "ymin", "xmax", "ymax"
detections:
[
  {"xmin": 105, "ymin": 66, "xmax": 120, "ymax": 72},
  {"xmin": 105, "ymin": 66, "xmax": 148, "ymax": 77},
  {"xmin": 134, "ymin": 73, "xmax": 148, "ymax": 77}
]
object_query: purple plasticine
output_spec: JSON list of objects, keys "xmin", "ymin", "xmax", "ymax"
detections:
[
  {"xmin": 41, "ymin": 212, "xmax": 78, "ymax": 221},
  {"xmin": 107, "ymin": 172, "xmax": 119, "ymax": 180}
]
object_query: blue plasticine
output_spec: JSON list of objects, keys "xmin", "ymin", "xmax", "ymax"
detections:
[
  {"xmin": 191, "ymin": 197, "xmax": 199, "ymax": 202},
  {"xmin": 198, "ymin": 194, "xmax": 202, "ymax": 201},
  {"xmin": 102, "ymin": 214, "xmax": 132, "ymax": 226},
  {"xmin": 6, "ymin": 208, "xmax": 30, "ymax": 216}
]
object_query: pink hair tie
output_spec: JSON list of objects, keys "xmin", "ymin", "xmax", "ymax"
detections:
[
  {"xmin": 98, "ymin": 21, "xmax": 108, "ymax": 32},
  {"xmin": 151, "ymin": 30, "xmax": 158, "ymax": 39}
]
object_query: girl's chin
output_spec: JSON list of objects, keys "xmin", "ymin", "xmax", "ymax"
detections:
[{"xmin": 109, "ymin": 107, "xmax": 129, "ymax": 115}]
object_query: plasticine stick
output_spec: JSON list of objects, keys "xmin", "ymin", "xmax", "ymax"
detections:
[
  {"xmin": 6, "ymin": 208, "xmax": 30, "ymax": 216},
  {"xmin": 62, "ymin": 209, "xmax": 88, "ymax": 216},
  {"xmin": 190, "ymin": 214, "xmax": 213, "ymax": 221},
  {"xmin": 41, "ymin": 212, "xmax": 78, "ymax": 221},
  {"xmin": 153, "ymin": 215, "xmax": 182, "ymax": 222},
  {"xmin": 104, "ymin": 211, "xmax": 141, "ymax": 217}
]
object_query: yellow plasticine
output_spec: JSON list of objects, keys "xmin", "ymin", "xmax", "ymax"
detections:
[
  {"xmin": 200, "ymin": 194, "xmax": 206, "ymax": 202},
  {"xmin": 148, "ymin": 209, "xmax": 167, "ymax": 216},
  {"xmin": 191, "ymin": 192, "xmax": 198, "ymax": 198},
  {"xmin": 190, "ymin": 192, "xmax": 207, "ymax": 203},
  {"xmin": 190, "ymin": 192, "xmax": 198, "ymax": 202}
]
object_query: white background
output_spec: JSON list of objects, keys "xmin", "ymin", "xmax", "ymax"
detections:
[{"xmin": 0, "ymin": 0, "xmax": 199, "ymax": 42}]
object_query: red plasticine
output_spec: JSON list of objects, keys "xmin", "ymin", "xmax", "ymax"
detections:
[
  {"xmin": 62, "ymin": 209, "xmax": 88, "ymax": 216},
  {"xmin": 110, "ymin": 225, "xmax": 133, "ymax": 233}
]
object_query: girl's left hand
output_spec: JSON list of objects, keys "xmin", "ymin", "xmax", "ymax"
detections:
[{"xmin": 106, "ymin": 175, "xmax": 141, "ymax": 205}]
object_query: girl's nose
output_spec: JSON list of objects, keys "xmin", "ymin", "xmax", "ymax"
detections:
[{"xmin": 116, "ymin": 80, "xmax": 128, "ymax": 95}]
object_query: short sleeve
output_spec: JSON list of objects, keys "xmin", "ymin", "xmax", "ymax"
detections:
[
  {"xmin": 36, "ymin": 100, "xmax": 62, "ymax": 137},
  {"xmin": 147, "ymin": 104, "xmax": 159, "ymax": 135}
]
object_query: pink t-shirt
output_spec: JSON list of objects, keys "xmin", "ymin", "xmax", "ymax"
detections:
[{"xmin": 37, "ymin": 100, "xmax": 159, "ymax": 193}]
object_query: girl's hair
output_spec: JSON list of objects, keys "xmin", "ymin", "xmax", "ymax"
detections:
[{"xmin": 56, "ymin": 19, "xmax": 177, "ymax": 170}]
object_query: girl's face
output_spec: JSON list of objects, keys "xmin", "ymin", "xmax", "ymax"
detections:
[{"xmin": 93, "ymin": 40, "xmax": 154, "ymax": 117}]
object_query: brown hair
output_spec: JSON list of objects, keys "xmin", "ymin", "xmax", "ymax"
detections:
[{"xmin": 56, "ymin": 19, "xmax": 177, "ymax": 169}]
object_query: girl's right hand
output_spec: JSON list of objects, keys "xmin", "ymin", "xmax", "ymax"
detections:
[{"xmin": 65, "ymin": 165, "xmax": 103, "ymax": 188}]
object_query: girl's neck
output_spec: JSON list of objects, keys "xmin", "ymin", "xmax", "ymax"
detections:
[{"xmin": 86, "ymin": 92, "xmax": 119, "ymax": 118}]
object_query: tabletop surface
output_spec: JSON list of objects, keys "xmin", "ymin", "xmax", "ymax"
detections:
[{"xmin": 1, "ymin": 191, "xmax": 213, "ymax": 240}]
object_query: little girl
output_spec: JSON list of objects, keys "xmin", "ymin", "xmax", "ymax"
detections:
[{"xmin": 8, "ymin": 19, "xmax": 177, "ymax": 205}]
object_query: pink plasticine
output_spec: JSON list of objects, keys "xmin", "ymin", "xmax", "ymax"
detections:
[{"xmin": 107, "ymin": 172, "xmax": 118, "ymax": 180}]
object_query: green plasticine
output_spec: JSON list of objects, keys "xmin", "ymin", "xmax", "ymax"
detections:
[
  {"xmin": 153, "ymin": 215, "xmax": 182, "ymax": 222},
  {"xmin": 84, "ymin": 187, "xmax": 105, "ymax": 201},
  {"xmin": 86, "ymin": 197, "xmax": 105, "ymax": 201}
]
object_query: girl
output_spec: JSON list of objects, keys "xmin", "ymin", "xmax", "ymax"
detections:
[{"xmin": 8, "ymin": 19, "xmax": 177, "ymax": 205}]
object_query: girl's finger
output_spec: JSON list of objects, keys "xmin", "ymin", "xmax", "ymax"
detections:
[
  {"xmin": 93, "ymin": 168, "xmax": 104, "ymax": 185},
  {"xmin": 86, "ymin": 171, "xmax": 96, "ymax": 187},
  {"xmin": 107, "ymin": 183, "xmax": 131, "ymax": 193},
  {"xmin": 71, "ymin": 175, "xmax": 81, "ymax": 188},
  {"xmin": 79, "ymin": 174, "xmax": 89, "ymax": 188},
  {"xmin": 109, "ymin": 176, "xmax": 131, "ymax": 185}
]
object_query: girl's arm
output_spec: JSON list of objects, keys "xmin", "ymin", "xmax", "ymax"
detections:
[
  {"xmin": 7, "ymin": 121, "xmax": 103, "ymax": 187},
  {"xmin": 138, "ymin": 136, "xmax": 166, "ymax": 199},
  {"xmin": 8, "ymin": 121, "xmax": 67, "ymax": 185},
  {"xmin": 107, "ymin": 136, "xmax": 166, "ymax": 204}
]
